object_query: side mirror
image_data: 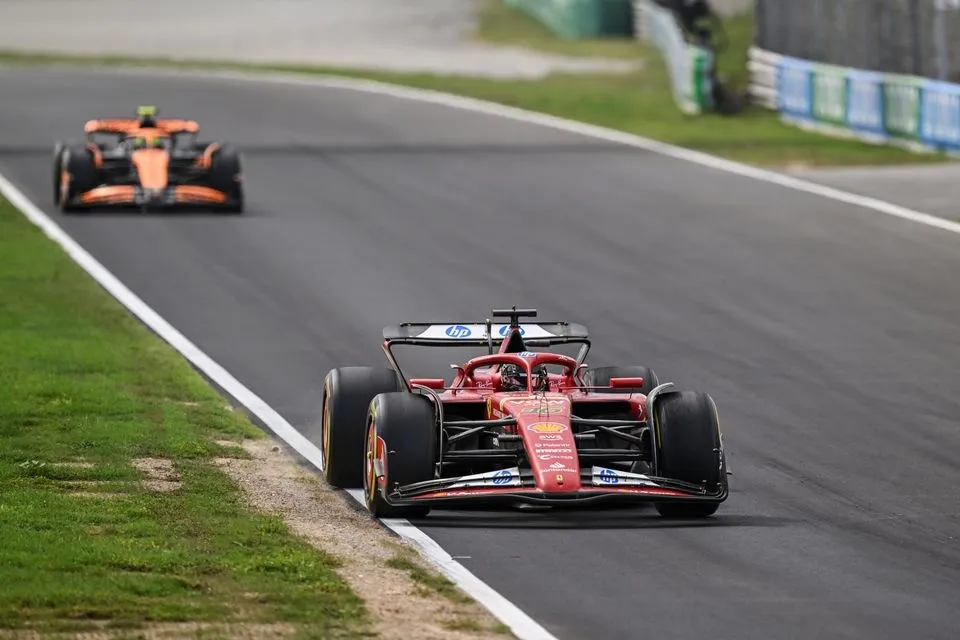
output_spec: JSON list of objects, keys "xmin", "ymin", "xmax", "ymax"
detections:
[
  {"xmin": 609, "ymin": 377, "xmax": 644, "ymax": 389},
  {"xmin": 410, "ymin": 378, "xmax": 445, "ymax": 390}
]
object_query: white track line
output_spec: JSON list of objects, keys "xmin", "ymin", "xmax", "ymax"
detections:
[
  {"xmin": 8, "ymin": 63, "xmax": 960, "ymax": 236},
  {"xmin": 0, "ymin": 172, "xmax": 558, "ymax": 640},
  {"xmin": 4, "ymin": 63, "xmax": 959, "ymax": 640}
]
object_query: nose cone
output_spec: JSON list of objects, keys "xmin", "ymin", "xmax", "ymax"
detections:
[
  {"xmin": 131, "ymin": 149, "xmax": 169, "ymax": 190},
  {"xmin": 496, "ymin": 395, "xmax": 581, "ymax": 492}
]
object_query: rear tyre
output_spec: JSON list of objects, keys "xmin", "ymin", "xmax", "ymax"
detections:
[
  {"xmin": 583, "ymin": 366, "xmax": 660, "ymax": 470},
  {"xmin": 57, "ymin": 142, "xmax": 97, "ymax": 213},
  {"xmin": 583, "ymin": 365, "xmax": 659, "ymax": 395},
  {"xmin": 207, "ymin": 144, "xmax": 244, "ymax": 213},
  {"xmin": 364, "ymin": 392, "xmax": 436, "ymax": 518},
  {"xmin": 320, "ymin": 366, "xmax": 402, "ymax": 488},
  {"xmin": 652, "ymin": 390, "xmax": 726, "ymax": 518}
]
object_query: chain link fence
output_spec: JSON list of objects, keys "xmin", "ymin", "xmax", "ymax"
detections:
[{"xmin": 754, "ymin": 0, "xmax": 960, "ymax": 82}]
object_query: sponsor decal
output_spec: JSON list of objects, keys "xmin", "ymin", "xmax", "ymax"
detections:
[
  {"xmin": 475, "ymin": 379, "xmax": 492, "ymax": 389},
  {"xmin": 544, "ymin": 463, "xmax": 576, "ymax": 475},
  {"xmin": 488, "ymin": 398, "xmax": 508, "ymax": 418},
  {"xmin": 517, "ymin": 351, "xmax": 538, "ymax": 357},
  {"xmin": 537, "ymin": 434, "xmax": 564, "ymax": 441},
  {"xmin": 538, "ymin": 453, "xmax": 575, "ymax": 461},
  {"xmin": 598, "ymin": 468, "xmax": 620, "ymax": 485},
  {"xmin": 590, "ymin": 466, "xmax": 658, "ymax": 488},
  {"xmin": 534, "ymin": 445, "xmax": 573, "ymax": 452},
  {"xmin": 528, "ymin": 422, "xmax": 567, "ymax": 434},
  {"xmin": 520, "ymin": 405, "xmax": 568, "ymax": 416},
  {"xmin": 502, "ymin": 397, "xmax": 565, "ymax": 410},
  {"xmin": 445, "ymin": 325, "xmax": 472, "ymax": 338},
  {"xmin": 448, "ymin": 467, "xmax": 522, "ymax": 489},
  {"xmin": 499, "ymin": 325, "xmax": 525, "ymax": 337}
]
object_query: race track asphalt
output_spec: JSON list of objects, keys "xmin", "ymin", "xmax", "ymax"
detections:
[{"xmin": 2, "ymin": 67, "xmax": 959, "ymax": 640}]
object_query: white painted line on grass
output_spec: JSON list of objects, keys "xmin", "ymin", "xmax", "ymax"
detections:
[
  {"xmin": 9, "ymin": 63, "xmax": 960, "ymax": 237},
  {"xmin": 0, "ymin": 171, "xmax": 559, "ymax": 640}
]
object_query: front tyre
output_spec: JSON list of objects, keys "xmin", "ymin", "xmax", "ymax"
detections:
[
  {"xmin": 208, "ymin": 144, "xmax": 244, "ymax": 213},
  {"xmin": 364, "ymin": 392, "xmax": 436, "ymax": 519},
  {"xmin": 320, "ymin": 366, "xmax": 402, "ymax": 488},
  {"xmin": 57, "ymin": 143, "xmax": 97, "ymax": 213},
  {"xmin": 652, "ymin": 390, "xmax": 726, "ymax": 518}
]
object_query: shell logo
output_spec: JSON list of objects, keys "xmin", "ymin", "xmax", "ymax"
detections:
[{"xmin": 528, "ymin": 422, "xmax": 567, "ymax": 433}]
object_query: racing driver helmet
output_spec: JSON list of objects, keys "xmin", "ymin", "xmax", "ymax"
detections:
[
  {"xmin": 501, "ymin": 363, "xmax": 549, "ymax": 392},
  {"xmin": 136, "ymin": 105, "xmax": 158, "ymax": 128}
]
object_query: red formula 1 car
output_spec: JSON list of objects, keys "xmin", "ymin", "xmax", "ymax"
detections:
[
  {"xmin": 320, "ymin": 307, "xmax": 729, "ymax": 519},
  {"xmin": 52, "ymin": 106, "xmax": 243, "ymax": 213}
]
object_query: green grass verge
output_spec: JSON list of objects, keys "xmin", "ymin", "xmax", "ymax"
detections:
[{"xmin": 0, "ymin": 195, "xmax": 369, "ymax": 637}]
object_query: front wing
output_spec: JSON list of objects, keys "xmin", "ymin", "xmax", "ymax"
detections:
[
  {"xmin": 377, "ymin": 465, "xmax": 728, "ymax": 509},
  {"xmin": 67, "ymin": 185, "xmax": 236, "ymax": 209}
]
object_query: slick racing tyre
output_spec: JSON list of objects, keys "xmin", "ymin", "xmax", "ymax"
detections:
[
  {"xmin": 364, "ymin": 392, "xmax": 436, "ymax": 519},
  {"xmin": 651, "ymin": 390, "xmax": 726, "ymax": 518},
  {"xmin": 208, "ymin": 144, "xmax": 244, "ymax": 213},
  {"xmin": 583, "ymin": 365, "xmax": 659, "ymax": 395},
  {"xmin": 55, "ymin": 142, "xmax": 97, "ymax": 212},
  {"xmin": 320, "ymin": 366, "xmax": 402, "ymax": 488}
]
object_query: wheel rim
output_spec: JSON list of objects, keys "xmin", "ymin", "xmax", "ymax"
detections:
[
  {"xmin": 320, "ymin": 382, "xmax": 332, "ymax": 473},
  {"xmin": 364, "ymin": 419, "xmax": 378, "ymax": 507}
]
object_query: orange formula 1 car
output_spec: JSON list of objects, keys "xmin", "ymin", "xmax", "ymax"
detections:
[{"xmin": 52, "ymin": 106, "xmax": 244, "ymax": 213}]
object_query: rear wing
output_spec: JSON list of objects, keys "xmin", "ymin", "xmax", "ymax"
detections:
[
  {"xmin": 381, "ymin": 308, "xmax": 591, "ymax": 390},
  {"xmin": 383, "ymin": 321, "xmax": 587, "ymax": 345},
  {"xmin": 84, "ymin": 118, "xmax": 200, "ymax": 135}
]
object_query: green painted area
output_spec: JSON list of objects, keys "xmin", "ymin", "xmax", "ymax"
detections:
[{"xmin": 504, "ymin": 0, "xmax": 635, "ymax": 39}]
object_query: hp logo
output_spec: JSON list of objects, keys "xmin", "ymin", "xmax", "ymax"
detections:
[
  {"xmin": 445, "ymin": 325, "xmax": 472, "ymax": 338},
  {"xmin": 599, "ymin": 468, "xmax": 619, "ymax": 484}
]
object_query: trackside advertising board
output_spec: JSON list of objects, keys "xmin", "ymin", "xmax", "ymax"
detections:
[{"xmin": 774, "ymin": 53, "xmax": 960, "ymax": 153}]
